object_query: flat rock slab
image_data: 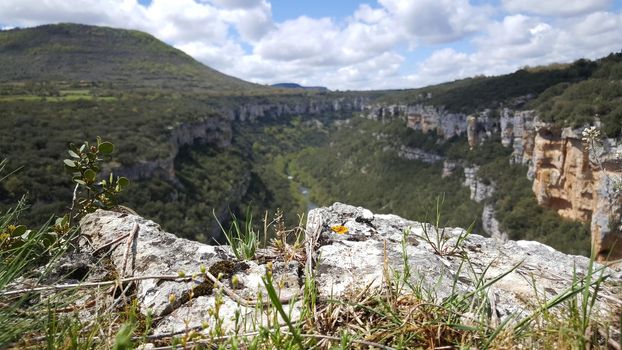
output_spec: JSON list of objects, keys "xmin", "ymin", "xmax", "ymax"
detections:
[
  {"xmin": 80, "ymin": 211, "xmax": 302, "ymax": 335},
  {"xmin": 306, "ymin": 203, "xmax": 622, "ymax": 321},
  {"xmin": 79, "ymin": 203, "xmax": 622, "ymax": 336}
]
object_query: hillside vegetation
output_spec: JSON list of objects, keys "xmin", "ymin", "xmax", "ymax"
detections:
[{"xmin": 0, "ymin": 23, "xmax": 262, "ymax": 92}]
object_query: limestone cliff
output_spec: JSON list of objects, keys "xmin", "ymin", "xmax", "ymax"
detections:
[
  {"xmin": 463, "ymin": 166, "xmax": 495, "ymax": 203},
  {"xmin": 501, "ymin": 110, "xmax": 622, "ymax": 260},
  {"xmin": 115, "ymin": 96, "xmax": 368, "ymax": 182},
  {"xmin": 362, "ymin": 103, "xmax": 468, "ymax": 138},
  {"xmin": 364, "ymin": 102, "xmax": 620, "ymax": 260},
  {"xmin": 397, "ymin": 145, "xmax": 444, "ymax": 163},
  {"xmin": 362, "ymin": 103, "xmax": 501, "ymax": 146}
]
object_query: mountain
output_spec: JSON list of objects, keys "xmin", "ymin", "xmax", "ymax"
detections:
[
  {"xmin": 271, "ymin": 83, "xmax": 329, "ymax": 91},
  {"xmin": 0, "ymin": 23, "xmax": 262, "ymax": 92}
]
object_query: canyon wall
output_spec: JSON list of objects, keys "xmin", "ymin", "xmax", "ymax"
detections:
[
  {"xmin": 364, "ymin": 102, "xmax": 621, "ymax": 260},
  {"xmin": 361, "ymin": 103, "xmax": 500, "ymax": 142},
  {"xmin": 115, "ymin": 96, "xmax": 369, "ymax": 182},
  {"xmin": 501, "ymin": 109, "xmax": 622, "ymax": 260}
]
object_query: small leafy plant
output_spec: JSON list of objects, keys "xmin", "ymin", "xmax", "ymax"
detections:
[{"xmin": 63, "ymin": 137, "xmax": 129, "ymax": 223}]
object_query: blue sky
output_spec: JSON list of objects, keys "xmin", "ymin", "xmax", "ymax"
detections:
[{"xmin": 1, "ymin": 0, "xmax": 621, "ymax": 90}]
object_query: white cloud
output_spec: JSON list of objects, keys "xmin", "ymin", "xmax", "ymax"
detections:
[
  {"xmin": 503, "ymin": 0, "xmax": 612, "ymax": 17},
  {"xmin": 143, "ymin": 0, "xmax": 229, "ymax": 44},
  {"xmin": 175, "ymin": 40, "xmax": 246, "ymax": 71},
  {"xmin": 406, "ymin": 9, "xmax": 622, "ymax": 88},
  {"xmin": 254, "ymin": 16, "xmax": 336, "ymax": 62},
  {"xmin": 210, "ymin": 0, "xmax": 263, "ymax": 9},
  {"xmin": 378, "ymin": 0, "xmax": 491, "ymax": 44},
  {"xmin": 0, "ymin": 0, "xmax": 146, "ymax": 28},
  {"xmin": 353, "ymin": 4, "xmax": 388, "ymax": 24}
]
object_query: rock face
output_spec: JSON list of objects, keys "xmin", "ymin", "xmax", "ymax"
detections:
[
  {"xmin": 442, "ymin": 160, "xmax": 458, "ymax": 178},
  {"xmin": 229, "ymin": 96, "xmax": 368, "ymax": 122},
  {"xmin": 463, "ymin": 166, "xmax": 495, "ymax": 203},
  {"xmin": 500, "ymin": 109, "xmax": 537, "ymax": 168},
  {"xmin": 306, "ymin": 203, "xmax": 621, "ymax": 319},
  {"xmin": 79, "ymin": 211, "xmax": 303, "ymax": 336},
  {"xmin": 115, "ymin": 116, "xmax": 233, "ymax": 183},
  {"xmin": 482, "ymin": 204, "xmax": 507, "ymax": 242},
  {"xmin": 362, "ymin": 104, "xmax": 468, "ymax": 138},
  {"xmin": 397, "ymin": 145, "xmax": 444, "ymax": 163},
  {"xmin": 462, "ymin": 166, "xmax": 508, "ymax": 241},
  {"xmin": 371, "ymin": 103, "xmax": 620, "ymax": 260},
  {"xmin": 78, "ymin": 204, "xmax": 621, "ymax": 334},
  {"xmin": 501, "ymin": 113, "xmax": 622, "ymax": 260}
]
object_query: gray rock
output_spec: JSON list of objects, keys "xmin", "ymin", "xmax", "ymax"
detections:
[
  {"xmin": 397, "ymin": 146, "xmax": 444, "ymax": 163},
  {"xmin": 307, "ymin": 203, "xmax": 621, "ymax": 321},
  {"xmin": 77, "ymin": 203, "xmax": 621, "ymax": 336},
  {"xmin": 463, "ymin": 166, "xmax": 494, "ymax": 202},
  {"xmin": 79, "ymin": 211, "xmax": 303, "ymax": 335},
  {"xmin": 482, "ymin": 204, "xmax": 507, "ymax": 242},
  {"xmin": 442, "ymin": 160, "xmax": 459, "ymax": 178}
]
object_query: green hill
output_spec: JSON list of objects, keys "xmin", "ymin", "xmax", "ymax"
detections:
[{"xmin": 0, "ymin": 23, "xmax": 261, "ymax": 92}]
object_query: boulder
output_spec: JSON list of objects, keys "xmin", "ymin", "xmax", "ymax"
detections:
[
  {"xmin": 307, "ymin": 203, "xmax": 621, "ymax": 321},
  {"xmin": 80, "ymin": 211, "xmax": 303, "ymax": 336}
]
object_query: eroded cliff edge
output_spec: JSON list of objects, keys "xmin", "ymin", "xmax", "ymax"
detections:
[
  {"xmin": 363, "ymin": 103, "xmax": 622, "ymax": 260},
  {"xmin": 502, "ymin": 110, "xmax": 622, "ymax": 260},
  {"xmin": 113, "ymin": 96, "xmax": 369, "ymax": 182}
]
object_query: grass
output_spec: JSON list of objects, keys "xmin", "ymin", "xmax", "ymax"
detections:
[
  {"xmin": 1, "ymin": 201, "xmax": 620, "ymax": 349},
  {"xmin": 0, "ymin": 94, "xmax": 118, "ymax": 102},
  {"xmin": 216, "ymin": 207, "xmax": 262, "ymax": 260}
]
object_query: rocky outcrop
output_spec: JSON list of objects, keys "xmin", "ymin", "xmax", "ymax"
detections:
[
  {"xmin": 442, "ymin": 160, "xmax": 459, "ymax": 178},
  {"xmin": 229, "ymin": 96, "xmax": 368, "ymax": 122},
  {"xmin": 467, "ymin": 115, "xmax": 478, "ymax": 149},
  {"xmin": 397, "ymin": 145, "xmax": 444, "ymax": 163},
  {"xmin": 482, "ymin": 204, "xmax": 507, "ymax": 242},
  {"xmin": 463, "ymin": 166, "xmax": 495, "ymax": 203},
  {"xmin": 363, "ymin": 103, "xmax": 501, "ymax": 145},
  {"xmin": 362, "ymin": 103, "xmax": 468, "ymax": 138},
  {"xmin": 500, "ymin": 109, "xmax": 537, "ymax": 169},
  {"xmin": 73, "ymin": 204, "xmax": 621, "ymax": 337},
  {"xmin": 362, "ymin": 104, "xmax": 408, "ymax": 123},
  {"xmin": 79, "ymin": 210, "xmax": 303, "ymax": 335},
  {"xmin": 530, "ymin": 126, "xmax": 622, "ymax": 260},
  {"xmin": 115, "ymin": 116, "xmax": 233, "ymax": 182},
  {"xmin": 501, "ymin": 111, "xmax": 622, "ymax": 260},
  {"xmin": 462, "ymin": 166, "xmax": 508, "ymax": 241},
  {"xmin": 362, "ymin": 101, "xmax": 621, "ymax": 260},
  {"xmin": 308, "ymin": 203, "xmax": 621, "ymax": 319}
]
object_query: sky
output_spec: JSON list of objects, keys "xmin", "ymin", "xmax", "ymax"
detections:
[{"xmin": 1, "ymin": 0, "xmax": 621, "ymax": 90}]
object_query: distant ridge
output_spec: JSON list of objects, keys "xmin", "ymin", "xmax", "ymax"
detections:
[
  {"xmin": 0, "ymin": 23, "xmax": 265, "ymax": 92},
  {"xmin": 271, "ymin": 82, "xmax": 329, "ymax": 91}
]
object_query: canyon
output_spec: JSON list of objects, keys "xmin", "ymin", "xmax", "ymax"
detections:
[{"xmin": 103, "ymin": 93, "xmax": 620, "ymax": 261}]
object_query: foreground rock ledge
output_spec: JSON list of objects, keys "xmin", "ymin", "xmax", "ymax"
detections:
[{"xmin": 80, "ymin": 203, "xmax": 622, "ymax": 336}]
